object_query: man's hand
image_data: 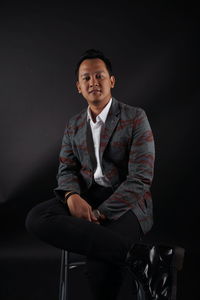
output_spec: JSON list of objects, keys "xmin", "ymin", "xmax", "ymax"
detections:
[
  {"xmin": 67, "ymin": 194, "xmax": 99, "ymax": 223},
  {"xmin": 92, "ymin": 209, "xmax": 107, "ymax": 223}
]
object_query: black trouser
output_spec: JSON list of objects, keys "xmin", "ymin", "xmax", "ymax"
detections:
[{"xmin": 25, "ymin": 183, "xmax": 143, "ymax": 300}]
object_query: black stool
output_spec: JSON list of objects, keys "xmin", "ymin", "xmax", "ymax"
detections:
[{"xmin": 59, "ymin": 244, "xmax": 185, "ymax": 300}]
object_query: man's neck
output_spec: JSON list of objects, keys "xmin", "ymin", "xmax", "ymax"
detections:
[
  {"xmin": 89, "ymin": 98, "xmax": 111, "ymax": 123},
  {"xmin": 89, "ymin": 106, "xmax": 103, "ymax": 122}
]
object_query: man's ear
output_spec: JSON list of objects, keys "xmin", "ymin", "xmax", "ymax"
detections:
[
  {"xmin": 76, "ymin": 81, "xmax": 81, "ymax": 94},
  {"xmin": 110, "ymin": 75, "xmax": 115, "ymax": 88}
]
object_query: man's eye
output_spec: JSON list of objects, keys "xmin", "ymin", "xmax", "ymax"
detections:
[
  {"xmin": 96, "ymin": 74, "xmax": 103, "ymax": 79},
  {"xmin": 83, "ymin": 77, "xmax": 90, "ymax": 81}
]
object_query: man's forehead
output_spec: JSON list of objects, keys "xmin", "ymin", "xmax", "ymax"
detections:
[{"xmin": 79, "ymin": 59, "xmax": 107, "ymax": 72}]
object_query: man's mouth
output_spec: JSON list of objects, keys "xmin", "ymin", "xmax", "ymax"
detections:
[{"xmin": 89, "ymin": 89, "xmax": 101, "ymax": 94}]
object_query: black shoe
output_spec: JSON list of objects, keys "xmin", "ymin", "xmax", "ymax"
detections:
[{"xmin": 125, "ymin": 243, "xmax": 185, "ymax": 300}]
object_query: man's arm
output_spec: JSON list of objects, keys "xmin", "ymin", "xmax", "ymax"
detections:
[
  {"xmin": 54, "ymin": 121, "xmax": 82, "ymax": 199},
  {"xmin": 54, "ymin": 122, "xmax": 99, "ymax": 223},
  {"xmin": 97, "ymin": 108, "xmax": 155, "ymax": 220}
]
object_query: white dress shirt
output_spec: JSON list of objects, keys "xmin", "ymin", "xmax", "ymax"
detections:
[{"xmin": 87, "ymin": 98, "xmax": 112, "ymax": 187}]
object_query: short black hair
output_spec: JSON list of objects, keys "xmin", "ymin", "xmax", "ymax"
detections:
[{"xmin": 75, "ymin": 49, "xmax": 113, "ymax": 81}]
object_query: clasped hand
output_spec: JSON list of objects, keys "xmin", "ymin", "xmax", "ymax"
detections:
[{"xmin": 67, "ymin": 194, "xmax": 106, "ymax": 224}]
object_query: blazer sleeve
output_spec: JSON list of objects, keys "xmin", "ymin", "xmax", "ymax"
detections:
[
  {"xmin": 54, "ymin": 122, "xmax": 82, "ymax": 200},
  {"xmin": 97, "ymin": 108, "xmax": 155, "ymax": 220}
]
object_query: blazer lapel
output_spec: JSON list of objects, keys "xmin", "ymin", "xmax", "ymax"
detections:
[
  {"xmin": 100, "ymin": 98, "xmax": 120, "ymax": 160},
  {"xmin": 75, "ymin": 111, "xmax": 95, "ymax": 171},
  {"xmin": 86, "ymin": 120, "xmax": 97, "ymax": 171}
]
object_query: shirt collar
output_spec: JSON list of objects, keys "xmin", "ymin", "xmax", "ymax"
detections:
[{"xmin": 87, "ymin": 98, "xmax": 112, "ymax": 124}]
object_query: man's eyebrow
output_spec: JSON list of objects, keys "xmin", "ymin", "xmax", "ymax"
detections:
[
  {"xmin": 80, "ymin": 71, "xmax": 105, "ymax": 77},
  {"xmin": 81, "ymin": 73, "xmax": 89, "ymax": 77}
]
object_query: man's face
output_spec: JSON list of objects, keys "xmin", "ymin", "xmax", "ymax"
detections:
[{"xmin": 76, "ymin": 58, "xmax": 115, "ymax": 107}]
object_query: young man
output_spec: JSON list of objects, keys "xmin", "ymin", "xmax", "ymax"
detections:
[{"xmin": 26, "ymin": 49, "xmax": 155, "ymax": 300}]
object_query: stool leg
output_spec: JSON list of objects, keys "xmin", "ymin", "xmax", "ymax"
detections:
[
  {"xmin": 59, "ymin": 250, "xmax": 65, "ymax": 300},
  {"xmin": 64, "ymin": 251, "xmax": 69, "ymax": 300}
]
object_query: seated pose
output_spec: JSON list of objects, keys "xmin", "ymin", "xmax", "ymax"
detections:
[{"xmin": 26, "ymin": 49, "xmax": 155, "ymax": 300}]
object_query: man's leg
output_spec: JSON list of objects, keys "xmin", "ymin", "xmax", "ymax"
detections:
[
  {"xmin": 85, "ymin": 209, "xmax": 142, "ymax": 300},
  {"xmin": 26, "ymin": 187, "xmax": 143, "ymax": 300},
  {"xmin": 25, "ymin": 197, "xmax": 135, "ymax": 265}
]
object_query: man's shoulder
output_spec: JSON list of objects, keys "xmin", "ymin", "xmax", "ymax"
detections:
[
  {"xmin": 114, "ymin": 98, "xmax": 145, "ymax": 117},
  {"xmin": 67, "ymin": 108, "xmax": 87, "ymax": 126}
]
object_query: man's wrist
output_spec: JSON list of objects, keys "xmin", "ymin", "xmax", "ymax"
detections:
[{"xmin": 64, "ymin": 191, "xmax": 79, "ymax": 203}]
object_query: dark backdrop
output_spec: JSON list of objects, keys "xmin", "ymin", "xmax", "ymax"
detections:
[{"xmin": 0, "ymin": 1, "xmax": 199, "ymax": 300}]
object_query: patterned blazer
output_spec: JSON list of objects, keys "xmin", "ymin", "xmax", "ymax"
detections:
[{"xmin": 54, "ymin": 97, "xmax": 155, "ymax": 234}]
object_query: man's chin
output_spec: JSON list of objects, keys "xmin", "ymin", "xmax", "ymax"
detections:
[
  {"xmin": 85, "ymin": 95, "xmax": 111, "ymax": 107},
  {"xmin": 87, "ymin": 98, "xmax": 102, "ymax": 106},
  {"xmin": 91, "ymin": 99, "xmax": 102, "ymax": 105}
]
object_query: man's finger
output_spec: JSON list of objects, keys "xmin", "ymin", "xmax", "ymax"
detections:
[
  {"xmin": 89, "ymin": 208, "xmax": 98, "ymax": 221},
  {"xmin": 91, "ymin": 213, "xmax": 98, "ymax": 221},
  {"xmin": 87, "ymin": 211, "xmax": 92, "ymax": 222}
]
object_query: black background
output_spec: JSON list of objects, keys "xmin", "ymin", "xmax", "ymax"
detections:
[{"xmin": 0, "ymin": 1, "xmax": 199, "ymax": 299}]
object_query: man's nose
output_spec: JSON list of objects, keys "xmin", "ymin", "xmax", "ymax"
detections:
[{"xmin": 89, "ymin": 76, "xmax": 99, "ymax": 87}]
